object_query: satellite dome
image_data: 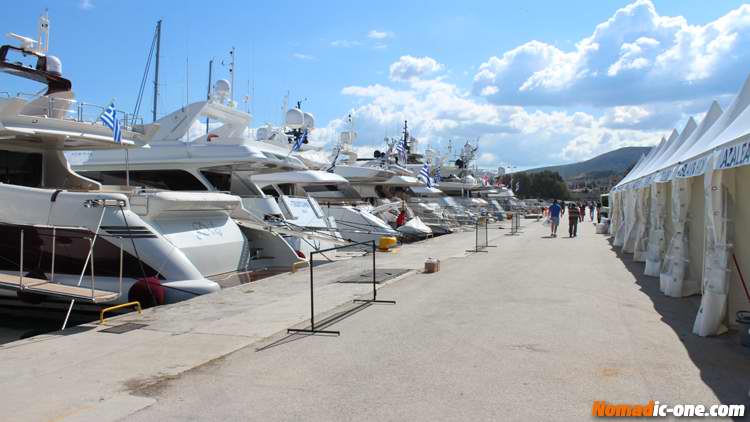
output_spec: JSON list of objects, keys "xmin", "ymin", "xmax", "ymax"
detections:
[
  {"xmin": 285, "ymin": 108, "xmax": 305, "ymax": 129},
  {"xmin": 46, "ymin": 55, "xmax": 62, "ymax": 75},
  {"xmin": 302, "ymin": 112, "xmax": 315, "ymax": 129},
  {"xmin": 213, "ymin": 79, "xmax": 231, "ymax": 97}
]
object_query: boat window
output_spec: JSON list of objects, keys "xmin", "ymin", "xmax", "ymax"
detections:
[
  {"xmin": 200, "ymin": 171, "xmax": 231, "ymax": 191},
  {"xmin": 0, "ymin": 150, "xmax": 43, "ymax": 187},
  {"xmin": 303, "ymin": 184, "xmax": 340, "ymax": 193},
  {"xmin": 277, "ymin": 183, "xmax": 295, "ymax": 196},
  {"xmin": 79, "ymin": 170, "xmax": 207, "ymax": 191},
  {"xmin": 261, "ymin": 186, "xmax": 279, "ymax": 198}
]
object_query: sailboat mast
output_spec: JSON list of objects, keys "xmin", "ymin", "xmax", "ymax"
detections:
[{"xmin": 152, "ymin": 19, "xmax": 162, "ymax": 122}]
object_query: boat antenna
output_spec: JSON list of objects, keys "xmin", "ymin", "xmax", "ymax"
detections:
[
  {"xmin": 206, "ymin": 58, "xmax": 213, "ymax": 134},
  {"xmin": 37, "ymin": 9, "xmax": 49, "ymax": 54},
  {"xmin": 133, "ymin": 20, "xmax": 160, "ymax": 124},
  {"xmin": 228, "ymin": 46, "xmax": 235, "ymax": 101},
  {"xmin": 152, "ymin": 19, "xmax": 162, "ymax": 122},
  {"xmin": 281, "ymin": 91, "xmax": 289, "ymax": 125}
]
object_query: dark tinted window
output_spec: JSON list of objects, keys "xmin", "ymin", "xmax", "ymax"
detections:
[
  {"xmin": 80, "ymin": 170, "xmax": 207, "ymax": 191},
  {"xmin": 200, "ymin": 171, "xmax": 231, "ymax": 191},
  {"xmin": 261, "ymin": 186, "xmax": 279, "ymax": 198},
  {"xmin": 0, "ymin": 150, "xmax": 43, "ymax": 187},
  {"xmin": 304, "ymin": 184, "xmax": 341, "ymax": 193}
]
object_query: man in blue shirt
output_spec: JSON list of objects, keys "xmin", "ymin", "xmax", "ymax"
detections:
[{"xmin": 548, "ymin": 200, "xmax": 562, "ymax": 237}]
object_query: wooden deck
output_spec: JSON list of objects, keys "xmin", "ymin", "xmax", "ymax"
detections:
[{"xmin": 0, "ymin": 273, "xmax": 119, "ymax": 303}]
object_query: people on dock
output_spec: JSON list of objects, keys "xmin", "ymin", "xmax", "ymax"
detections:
[
  {"xmin": 548, "ymin": 200, "xmax": 562, "ymax": 237},
  {"xmin": 579, "ymin": 203, "xmax": 585, "ymax": 222},
  {"xmin": 568, "ymin": 203, "xmax": 580, "ymax": 237},
  {"xmin": 589, "ymin": 202, "xmax": 595, "ymax": 222}
]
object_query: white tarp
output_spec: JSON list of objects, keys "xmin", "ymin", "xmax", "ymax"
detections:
[
  {"xmin": 644, "ymin": 182, "xmax": 667, "ymax": 276},
  {"xmin": 693, "ymin": 157, "xmax": 735, "ymax": 336},
  {"xmin": 633, "ymin": 186, "xmax": 651, "ymax": 262},
  {"xmin": 660, "ymin": 178, "xmax": 697, "ymax": 297}
]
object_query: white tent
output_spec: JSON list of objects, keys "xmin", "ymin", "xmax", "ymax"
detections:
[
  {"xmin": 644, "ymin": 104, "xmax": 723, "ymax": 276},
  {"xmin": 610, "ymin": 73, "xmax": 750, "ymax": 337}
]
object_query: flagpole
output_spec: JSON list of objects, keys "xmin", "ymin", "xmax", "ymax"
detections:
[{"xmin": 125, "ymin": 148, "xmax": 130, "ymax": 186}]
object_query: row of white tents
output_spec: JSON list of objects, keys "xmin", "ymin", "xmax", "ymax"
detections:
[{"xmin": 610, "ymin": 74, "xmax": 750, "ymax": 337}]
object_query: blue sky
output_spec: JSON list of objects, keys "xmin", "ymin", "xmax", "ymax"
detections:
[{"xmin": 3, "ymin": 0, "xmax": 750, "ymax": 169}]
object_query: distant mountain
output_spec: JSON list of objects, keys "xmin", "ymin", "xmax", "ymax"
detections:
[{"xmin": 525, "ymin": 147, "xmax": 651, "ymax": 180}]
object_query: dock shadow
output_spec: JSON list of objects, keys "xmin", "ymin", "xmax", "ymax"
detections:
[
  {"xmin": 255, "ymin": 301, "xmax": 374, "ymax": 352},
  {"xmin": 608, "ymin": 238, "xmax": 750, "ymax": 411}
]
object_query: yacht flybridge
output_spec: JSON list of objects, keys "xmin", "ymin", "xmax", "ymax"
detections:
[
  {"xmin": 0, "ymin": 21, "xmax": 251, "ymax": 308},
  {"xmin": 74, "ymin": 81, "xmax": 368, "ymax": 262}
]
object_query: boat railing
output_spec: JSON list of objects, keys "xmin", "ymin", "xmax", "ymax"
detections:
[
  {"xmin": 13, "ymin": 224, "xmax": 124, "ymax": 303},
  {"xmin": 11, "ymin": 93, "xmax": 144, "ymax": 129}
]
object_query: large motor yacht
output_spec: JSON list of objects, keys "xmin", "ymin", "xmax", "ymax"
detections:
[{"xmin": 0, "ymin": 25, "xmax": 247, "ymax": 307}]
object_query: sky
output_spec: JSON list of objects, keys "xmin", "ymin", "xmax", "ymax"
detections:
[{"xmin": 3, "ymin": 0, "xmax": 750, "ymax": 170}]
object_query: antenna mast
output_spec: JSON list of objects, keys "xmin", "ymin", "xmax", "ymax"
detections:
[
  {"xmin": 229, "ymin": 47, "xmax": 235, "ymax": 101},
  {"xmin": 152, "ymin": 19, "xmax": 162, "ymax": 122},
  {"xmin": 37, "ymin": 9, "xmax": 49, "ymax": 54}
]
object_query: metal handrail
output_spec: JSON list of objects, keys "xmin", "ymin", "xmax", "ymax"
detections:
[{"xmin": 17, "ymin": 225, "xmax": 125, "ymax": 301}]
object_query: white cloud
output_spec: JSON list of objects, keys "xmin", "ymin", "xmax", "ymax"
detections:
[
  {"xmin": 330, "ymin": 40, "xmax": 362, "ymax": 48},
  {"xmin": 334, "ymin": 74, "xmax": 661, "ymax": 167},
  {"xmin": 367, "ymin": 30, "xmax": 393, "ymax": 40},
  {"xmin": 79, "ymin": 0, "xmax": 94, "ymax": 10},
  {"xmin": 292, "ymin": 53, "xmax": 315, "ymax": 61},
  {"xmin": 389, "ymin": 56, "xmax": 445, "ymax": 81},
  {"xmin": 472, "ymin": 0, "xmax": 750, "ymax": 106}
]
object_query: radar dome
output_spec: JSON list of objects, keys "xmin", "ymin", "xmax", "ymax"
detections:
[
  {"xmin": 46, "ymin": 56, "xmax": 62, "ymax": 75},
  {"xmin": 213, "ymin": 79, "xmax": 231, "ymax": 97},
  {"xmin": 285, "ymin": 108, "xmax": 305, "ymax": 129},
  {"xmin": 303, "ymin": 112, "xmax": 315, "ymax": 129}
]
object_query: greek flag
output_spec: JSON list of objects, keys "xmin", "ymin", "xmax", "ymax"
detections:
[
  {"xmin": 292, "ymin": 128, "xmax": 307, "ymax": 153},
  {"xmin": 419, "ymin": 163, "xmax": 431, "ymax": 187},
  {"xmin": 435, "ymin": 167, "xmax": 441, "ymax": 183},
  {"xmin": 326, "ymin": 146, "xmax": 340, "ymax": 173},
  {"xmin": 100, "ymin": 103, "xmax": 122, "ymax": 144},
  {"xmin": 396, "ymin": 136, "xmax": 407, "ymax": 164}
]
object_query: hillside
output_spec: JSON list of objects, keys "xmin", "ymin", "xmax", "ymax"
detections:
[{"xmin": 525, "ymin": 147, "xmax": 651, "ymax": 181}]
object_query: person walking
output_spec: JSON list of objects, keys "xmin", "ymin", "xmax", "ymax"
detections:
[
  {"xmin": 568, "ymin": 203, "xmax": 580, "ymax": 237},
  {"xmin": 596, "ymin": 201, "xmax": 602, "ymax": 224},
  {"xmin": 579, "ymin": 203, "xmax": 585, "ymax": 222},
  {"xmin": 589, "ymin": 202, "xmax": 595, "ymax": 222},
  {"xmin": 548, "ymin": 200, "xmax": 562, "ymax": 237}
]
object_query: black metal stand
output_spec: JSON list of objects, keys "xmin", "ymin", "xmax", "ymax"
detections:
[
  {"xmin": 287, "ymin": 251, "xmax": 340, "ymax": 335},
  {"xmin": 466, "ymin": 217, "xmax": 490, "ymax": 252},
  {"xmin": 354, "ymin": 241, "xmax": 396, "ymax": 305},
  {"xmin": 288, "ymin": 240, "xmax": 396, "ymax": 336}
]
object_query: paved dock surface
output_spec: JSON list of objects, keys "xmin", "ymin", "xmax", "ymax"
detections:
[{"xmin": 2, "ymin": 219, "xmax": 750, "ymax": 421}]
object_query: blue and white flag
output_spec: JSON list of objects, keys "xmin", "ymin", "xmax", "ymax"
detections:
[
  {"xmin": 292, "ymin": 128, "xmax": 307, "ymax": 153},
  {"xmin": 326, "ymin": 146, "xmax": 340, "ymax": 173},
  {"xmin": 100, "ymin": 103, "xmax": 122, "ymax": 144},
  {"xmin": 419, "ymin": 163, "xmax": 431, "ymax": 187},
  {"xmin": 395, "ymin": 136, "xmax": 407, "ymax": 164},
  {"xmin": 435, "ymin": 167, "xmax": 441, "ymax": 183}
]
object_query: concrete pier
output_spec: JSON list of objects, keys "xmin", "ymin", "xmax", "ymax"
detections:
[{"xmin": 1, "ymin": 220, "xmax": 749, "ymax": 421}]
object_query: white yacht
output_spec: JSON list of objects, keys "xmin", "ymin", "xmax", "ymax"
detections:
[
  {"xmin": 73, "ymin": 83, "xmax": 351, "ymax": 264},
  {"xmin": 0, "ymin": 26, "xmax": 242, "ymax": 307},
  {"xmin": 254, "ymin": 109, "xmax": 402, "ymax": 245}
]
